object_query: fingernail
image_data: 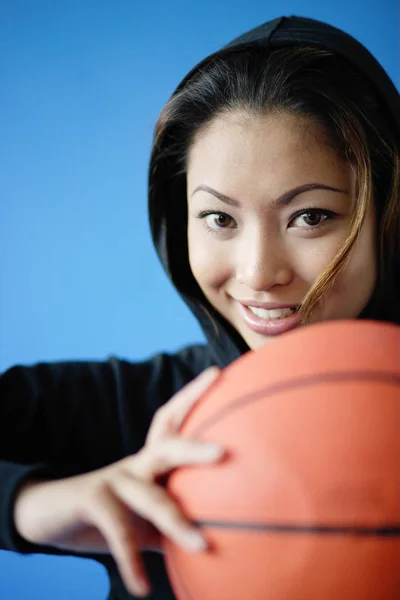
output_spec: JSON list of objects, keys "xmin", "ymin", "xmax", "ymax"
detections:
[
  {"xmin": 135, "ymin": 577, "xmax": 151, "ymax": 597},
  {"xmin": 204, "ymin": 443, "xmax": 224, "ymax": 459},
  {"xmin": 185, "ymin": 530, "xmax": 207, "ymax": 551}
]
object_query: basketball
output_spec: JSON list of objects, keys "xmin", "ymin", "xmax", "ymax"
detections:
[{"xmin": 164, "ymin": 319, "xmax": 400, "ymax": 600}]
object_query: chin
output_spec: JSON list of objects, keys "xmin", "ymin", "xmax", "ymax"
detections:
[{"xmin": 243, "ymin": 332, "xmax": 279, "ymax": 351}]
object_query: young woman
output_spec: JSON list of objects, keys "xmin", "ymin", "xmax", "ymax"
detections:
[{"xmin": 1, "ymin": 15, "xmax": 399, "ymax": 600}]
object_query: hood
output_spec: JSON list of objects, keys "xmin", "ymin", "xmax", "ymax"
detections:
[{"xmin": 148, "ymin": 15, "xmax": 400, "ymax": 369}]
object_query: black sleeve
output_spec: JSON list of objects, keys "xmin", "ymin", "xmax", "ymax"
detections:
[{"xmin": 0, "ymin": 345, "xmax": 213, "ymax": 555}]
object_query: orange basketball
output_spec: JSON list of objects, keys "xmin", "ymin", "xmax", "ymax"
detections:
[{"xmin": 164, "ymin": 319, "xmax": 400, "ymax": 600}]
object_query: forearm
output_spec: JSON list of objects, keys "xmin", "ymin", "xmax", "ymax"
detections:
[{"xmin": 13, "ymin": 477, "xmax": 86, "ymax": 549}]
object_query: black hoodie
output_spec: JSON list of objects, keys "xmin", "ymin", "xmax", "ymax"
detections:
[{"xmin": 0, "ymin": 16, "xmax": 399, "ymax": 600}]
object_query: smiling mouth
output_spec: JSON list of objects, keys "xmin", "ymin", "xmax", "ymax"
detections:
[{"xmin": 235, "ymin": 301, "xmax": 302, "ymax": 336}]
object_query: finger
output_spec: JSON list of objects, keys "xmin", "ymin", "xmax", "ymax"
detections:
[
  {"xmin": 132, "ymin": 436, "xmax": 224, "ymax": 480},
  {"xmin": 147, "ymin": 366, "xmax": 220, "ymax": 443},
  {"xmin": 87, "ymin": 484, "xmax": 151, "ymax": 598},
  {"xmin": 113, "ymin": 473, "xmax": 207, "ymax": 553}
]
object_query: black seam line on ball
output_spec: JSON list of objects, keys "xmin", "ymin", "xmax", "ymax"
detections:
[
  {"xmin": 191, "ymin": 371, "xmax": 400, "ymax": 437},
  {"xmin": 193, "ymin": 520, "xmax": 400, "ymax": 537}
]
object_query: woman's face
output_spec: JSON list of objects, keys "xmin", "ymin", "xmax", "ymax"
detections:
[{"xmin": 187, "ymin": 110, "xmax": 377, "ymax": 350}]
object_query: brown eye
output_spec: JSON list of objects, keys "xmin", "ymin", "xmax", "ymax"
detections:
[
  {"xmin": 213, "ymin": 213, "xmax": 231, "ymax": 227},
  {"xmin": 290, "ymin": 209, "xmax": 336, "ymax": 229},
  {"xmin": 302, "ymin": 211, "xmax": 324, "ymax": 227},
  {"xmin": 198, "ymin": 210, "xmax": 236, "ymax": 232}
]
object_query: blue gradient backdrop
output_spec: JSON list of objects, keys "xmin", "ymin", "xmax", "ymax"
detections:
[{"xmin": 1, "ymin": 1, "xmax": 398, "ymax": 598}]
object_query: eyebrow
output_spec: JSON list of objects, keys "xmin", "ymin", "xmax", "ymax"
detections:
[{"xmin": 190, "ymin": 183, "xmax": 348, "ymax": 208}]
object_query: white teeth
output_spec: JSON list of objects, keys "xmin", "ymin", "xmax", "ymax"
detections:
[{"xmin": 248, "ymin": 307, "xmax": 296, "ymax": 320}]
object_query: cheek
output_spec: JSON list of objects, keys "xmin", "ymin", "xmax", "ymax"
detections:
[
  {"xmin": 320, "ymin": 216, "xmax": 377, "ymax": 312},
  {"xmin": 188, "ymin": 223, "xmax": 232, "ymax": 290},
  {"xmin": 290, "ymin": 236, "xmax": 345, "ymax": 285},
  {"xmin": 333, "ymin": 238, "xmax": 376, "ymax": 298}
]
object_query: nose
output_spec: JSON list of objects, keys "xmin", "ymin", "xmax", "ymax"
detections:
[{"xmin": 235, "ymin": 228, "xmax": 293, "ymax": 291}]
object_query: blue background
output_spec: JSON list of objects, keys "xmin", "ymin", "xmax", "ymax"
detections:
[{"xmin": 1, "ymin": 0, "xmax": 398, "ymax": 598}]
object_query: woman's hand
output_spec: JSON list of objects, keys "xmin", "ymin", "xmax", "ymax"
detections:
[{"xmin": 13, "ymin": 367, "xmax": 223, "ymax": 597}]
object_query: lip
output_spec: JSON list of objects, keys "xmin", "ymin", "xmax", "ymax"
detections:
[{"xmin": 235, "ymin": 301, "xmax": 302, "ymax": 336}]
